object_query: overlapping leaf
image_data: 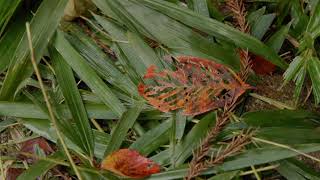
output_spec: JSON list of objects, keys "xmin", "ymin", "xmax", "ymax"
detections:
[
  {"xmin": 101, "ymin": 149, "xmax": 161, "ymax": 178},
  {"xmin": 139, "ymin": 56, "xmax": 252, "ymax": 115}
]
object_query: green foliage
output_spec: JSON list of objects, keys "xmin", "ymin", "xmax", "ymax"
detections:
[{"xmin": 0, "ymin": 0, "xmax": 68, "ymax": 100}]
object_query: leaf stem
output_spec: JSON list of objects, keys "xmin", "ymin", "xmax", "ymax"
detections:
[
  {"xmin": 26, "ymin": 23, "xmax": 83, "ymax": 180},
  {"xmin": 240, "ymin": 164, "xmax": 279, "ymax": 176}
]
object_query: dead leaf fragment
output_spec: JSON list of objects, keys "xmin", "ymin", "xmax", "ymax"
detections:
[{"xmin": 101, "ymin": 149, "xmax": 160, "ymax": 178}]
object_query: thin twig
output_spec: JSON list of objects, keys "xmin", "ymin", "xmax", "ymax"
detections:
[
  {"xmin": 303, "ymin": 85, "xmax": 313, "ymax": 104},
  {"xmin": 286, "ymin": 35, "xmax": 299, "ymax": 48},
  {"xmin": 26, "ymin": 23, "xmax": 83, "ymax": 180},
  {"xmin": 90, "ymin": 118, "xmax": 104, "ymax": 132},
  {"xmin": 240, "ymin": 164, "xmax": 279, "ymax": 176}
]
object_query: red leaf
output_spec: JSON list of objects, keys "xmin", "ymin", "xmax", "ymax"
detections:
[
  {"xmin": 139, "ymin": 56, "xmax": 252, "ymax": 115},
  {"xmin": 19, "ymin": 137, "xmax": 54, "ymax": 162},
  {"xmin": 6, "ymin": 168, "xmax": 24, "ymax": 180},
  {"xmin": 101, "ymin": 149, "xmax": 160, "ymax": 178},
  {"xmin": 251, "ymin": 55, "xmax": 276, "ymax": 74},
  {"xmin": 6, "ymin": 138, "xmax": 54, "ymax": 179}
]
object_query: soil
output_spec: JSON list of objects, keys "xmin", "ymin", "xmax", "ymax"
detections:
[{"xmin": 245, "ymin": 74, "xmax": 296, "ymax": 112}]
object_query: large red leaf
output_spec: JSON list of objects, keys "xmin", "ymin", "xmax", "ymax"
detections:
[
  {"xmin": 101, "ymin": 149, "xmax": 160, "ymax": 178},
  {"xmin": 139, "ymin": 56, "xmax": 252, "ymax": 115}
]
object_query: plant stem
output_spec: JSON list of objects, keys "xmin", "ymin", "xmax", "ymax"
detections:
[
  {"xmin": 240, "ymin": 164, "xmax": 279, "ymax": 176},
  {"xmin": 26, "ymin": 23, "xmax": 83, "ymax": 180},
  {"xmin": 250, "ymin": 165, "xmax": 261, "ymax": 180}
]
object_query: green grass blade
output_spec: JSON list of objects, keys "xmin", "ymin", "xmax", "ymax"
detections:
[
  {"xmin": 50, "ymin": 46, "xmax": 95, "ymax": 158},
  {"xmin": 208, "ymin": 171, "xmax": 240, "ymax": 180},
  {"xmin": 0, "ymin": 101, "xmax": 116, "ymax": 120},
  {"xmin": 277, "ymin": 159, "xmax": 320, "ymax": 179},
  {"xmin": 127, "ymin": 31, "xmax": 166, "ymax": 70},
  {"xmin": 53, "ymin": 31, "xmax": 126, "ymax": 117},
  {"xmin": 175, "ymin": 112, "xmax": 186, "ymax": 141},
  {"xmin": 242, "ymin": 109, "xmax": 320, "ymax": 128},
  {"xmin": 172, "ymin": 112, "xmax": 216, "ymax": 166},
  {"xmin": 293, "ymin": 64, "xmax": 307, "ymax": 102},
  {"xmin": 21, "ymin": 118, "xmax": 111, "ymax": 159},
  {"xmin": 0, "ymin": 7, "xmax": 28, "ymax": 72},
  {"xmin": 251, "ymin": 13, "xmax": 276, "ymax": 40},
  {"xmin": 308, "ymin": 57, "xmax": 320, "ymax": 104},
  {"xmin": 92, "ymin": 0, "xmax": 240, "ymax": 70},
  {"xmin": 186, "ymin": 0, "xmax": 210, "ymax": 17},
  {"xmin": 247, "ymin": 7, "xmax": 266, "ymax": 25},
  {"xmin": 147, "ymin": 143, "xmax": 320, "ymax": 180},
  {"xmin": 93, "ymin": 14, "xmax": 163, "ymax": 78},
  {"xmin": 64, "ymin": 24, "xmax": 139, "ymax": 98},
  {"xmin": 0, "ymin": 0, "xmax": 68, "ymax": 100},
  {"xmin": 306, "ymin": 1, "xmax": 320, "ymax": 39},
  {"xmin": 139, "ymin": 0, "xmax": 288, "ymax": 69},
  {"xmin": 0, "ymin": 101, "xmax": 170, "ymax": 121},
  {"xmin": 266, "ymin": 22, "xmax": 292, "ymax": 53},
  {"xmin": 130, "ymin": 119, "xmax": 171, "ymax": 155},
  {"xmin": 290, "ymin": 0, "xmax": 308, "ymax": 37},
  {"xmin": 0, "ymin": 0, "xmax": 21, "ymax": 36},
  {"xmin": 104, "ymin": 101, "xmax": 144, "ymax": 156}
]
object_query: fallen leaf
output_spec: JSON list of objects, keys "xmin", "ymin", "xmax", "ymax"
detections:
[
  {"xmin": 101, "ymin": 149, "xmax": 160, "ymax": 178},
  {"xmin": 139, "ymin": 56, "xmax": 252, "ymax": 115},
  {"xmin": 251, "ymin": 55, "xmax": 276, "ymax": 74},
  {"xmin": 6, "ymin": 168, "xmax": 24, "ymax": 180},
  {"xmin": 19, "ymin": 137, "xmax": 54, "ymax": 163},
  {"xmin": 6, "ymin": 138, "xmax": 54, "ymax": 179}
]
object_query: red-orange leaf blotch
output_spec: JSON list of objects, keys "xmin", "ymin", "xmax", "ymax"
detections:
[
  {"xmin": 101, "ymin": 149, "xmax": 161, "ymax": 178},
  {"xmin": 139, "ymin": 56, "xmax": 252, "ymax": 116},
  {"xmin": 252, "ymin": 55, "xmax": 276, "ymax": 74}
]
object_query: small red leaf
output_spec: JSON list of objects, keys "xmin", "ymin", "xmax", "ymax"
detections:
[
  {"xmin": 19, "ymin": 137, "xmax": 54, "ymax": 162},
  {"xmin": 6, "ymin": 138, "xmax": 54, "ymax": 179},
  {"xmin": 101, "ymin": 149, "xmax": 160, "ymax": 178},
  {"xmin": 252, "ymin": 55, "xmax": 276, "ymax": 74},
  {"xmin": 139, "ymin": 56, "xmax": 252, "ymax": 115},
  {"xmin": 6, "ymin": 168, "xmax": 24, "ymax": 180}
]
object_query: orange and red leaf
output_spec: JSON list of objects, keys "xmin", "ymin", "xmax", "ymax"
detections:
[
  {"xmin": 101, "ymin": 149, "xmax": 160, "ymax": 178},
  {"xmin": 139, "ymin": 56, "xmax": 252, "ymax": 115}
]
